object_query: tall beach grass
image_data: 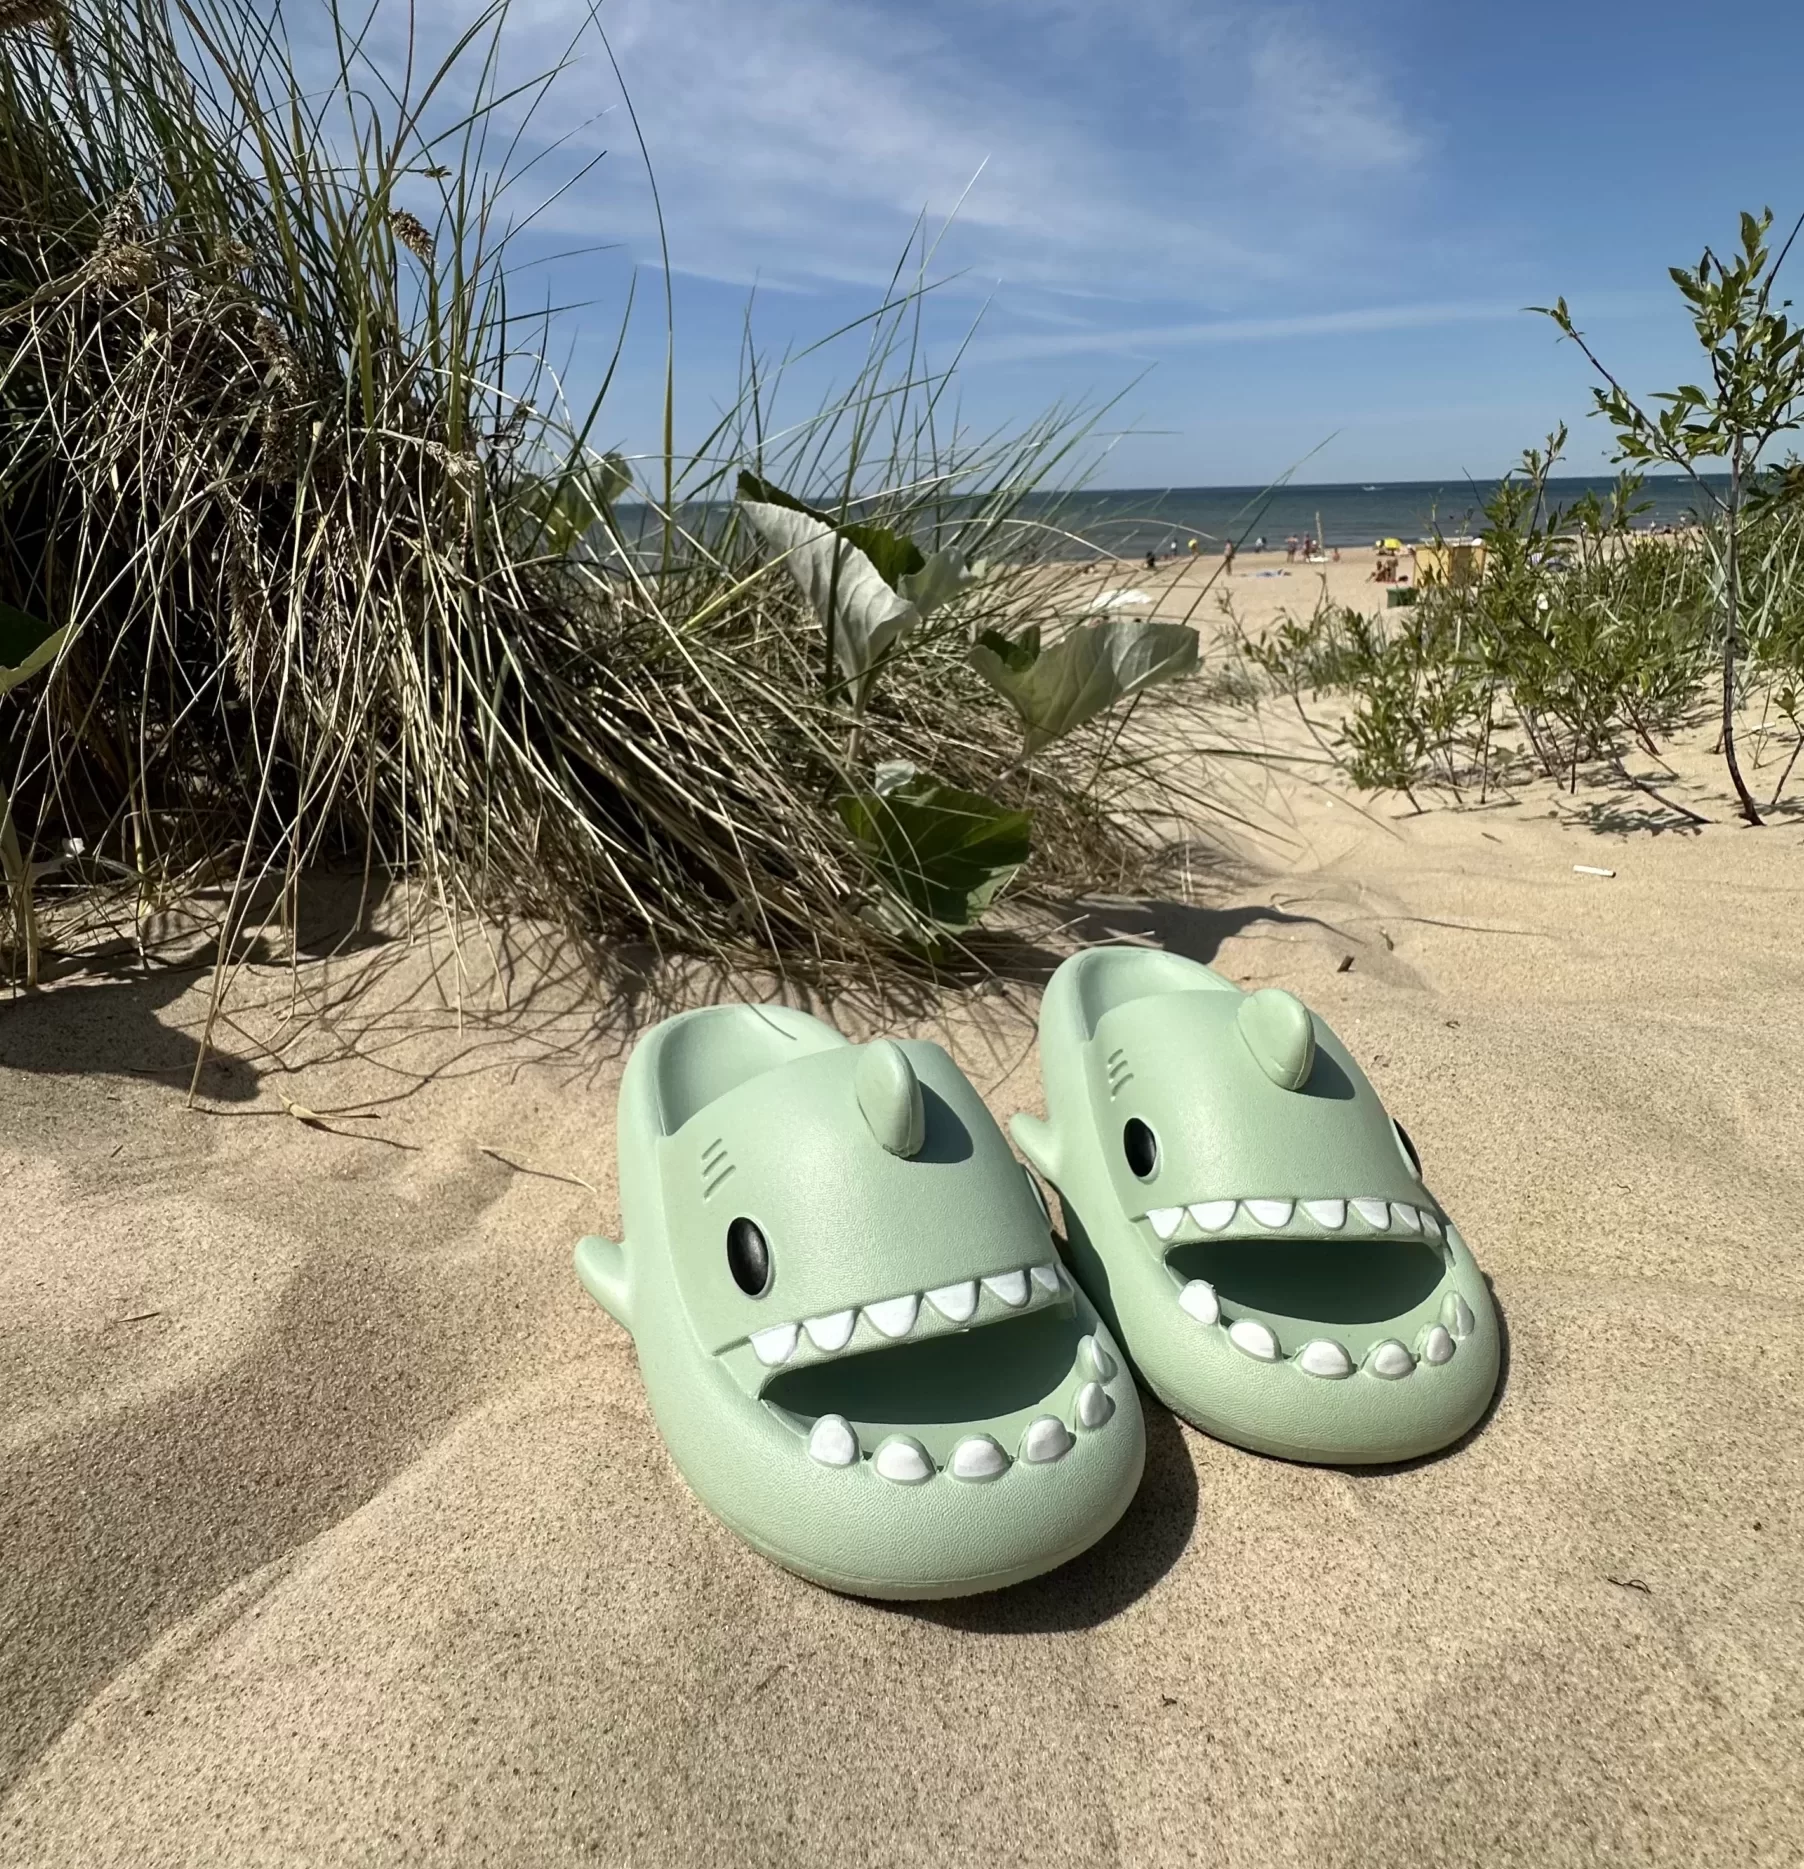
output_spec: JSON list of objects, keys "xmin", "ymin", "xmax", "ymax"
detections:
[{"xmin": 0, "ymin": 0, "xmax": 1221, "ymax": 1010}]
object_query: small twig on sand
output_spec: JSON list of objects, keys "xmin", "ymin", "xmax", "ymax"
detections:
[
  {"xmin": 477, "ymin": 1144, "xmax": 600, "ymax": 1200},
  {"xmin": 1770, "ymin": 731, "xmax": 1803, "ymax": 811},
  {"xmin": 281, "ymin": 1095, "xmax": 379, "ymax": 1130},
  {"xmin": 1609, "ymin": 759, "xmax": 1712, "ymax": 827}
]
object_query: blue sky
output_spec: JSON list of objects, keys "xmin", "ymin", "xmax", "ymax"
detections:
[{"xmin": 427, "ymin": 0, "xmax": 1804, "ymax": 487}]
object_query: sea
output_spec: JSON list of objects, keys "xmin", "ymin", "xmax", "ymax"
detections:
[
  {"xmin": 623, "ymin": 474, "xmax": 1723, "ymax": 563},
  {"xmin": 1026, "ymin": 475, "xmax": 1725, "ymax": 559}
]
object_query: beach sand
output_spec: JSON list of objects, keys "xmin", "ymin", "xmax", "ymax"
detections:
[
  {"xmin": 1066, "ymin": 544, "xmax": 1396, "ymax": 637},
  {"xmin": 3, "ymin": 713, "xmax": 1801, "ymax": 1865}
]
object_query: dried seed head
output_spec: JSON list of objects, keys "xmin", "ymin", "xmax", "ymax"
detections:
[
  {"xmin": 389, "ymin": 210, "xmax": 435, "ymax": 266},
  {"xmin": 86, "ymin": 189, "xmax": 157, "ymax": 288},
  {"xmin": 0, "ymin": 1, "xmax": 65, "ymax": 38}
]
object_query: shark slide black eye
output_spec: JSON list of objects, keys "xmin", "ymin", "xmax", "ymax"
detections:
[
  {"xmin": 1123, "ymin": 1118, "xmax": 1159, "ymax": 1180},
  {"xmin": 726, "ymin": 1217, "xmax": 772, "ymax": 1296},
  {"xmin": 1393, "ymin": 1119, "xmax": 1423, "ymax": 1178}
]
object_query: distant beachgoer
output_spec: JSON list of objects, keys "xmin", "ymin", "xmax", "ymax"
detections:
[
  {"xmin": 1303, "ymin": 533, "xmax": 1315, "ymax": 560},
  {"xmin": 1188, "ymin": 538, "xmax": 1199, "ymax": 558},
  {"xmin": 1253, "ymin": 535, "xmax": 1267, "ymax": 553},
  {"xmin": 1285, "ymin": 535, "xmax": 1298, "ymax": 563},
  {"xmin": 1145, "ymin": 549, "xmax": 1157, "ymax": 572},
  {"xmin": 1331, "ymin": 546, "xmax": 1341, "ymax": 563},
  {"xmin": 1222, "ymin": 539, "xmax": 1235, "ymax": 576}
]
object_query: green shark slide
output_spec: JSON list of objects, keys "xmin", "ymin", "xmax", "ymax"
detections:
[
  {"xmin": 576, "ymin": 1005, "xmax": 1145, "ymax": 1598},
  {"xmin": 1011, "ymin": 948, "xmax": 1500, "ymax": 1465}
]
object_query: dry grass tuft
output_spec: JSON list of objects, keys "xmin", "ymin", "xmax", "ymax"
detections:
[{"xmin": 0, "ymin": 0, "xmax": 1226, "ymax": 1007}]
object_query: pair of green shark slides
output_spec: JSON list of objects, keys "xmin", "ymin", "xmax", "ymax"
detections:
[{"xmin": 575, "ymin": 953, "xmax": 1500, "ymax": 1599}]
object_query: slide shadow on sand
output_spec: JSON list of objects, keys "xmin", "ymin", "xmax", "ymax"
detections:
[{"xmin": 987, "ymin": 895, "xmax": 1349, "ymax": 988}]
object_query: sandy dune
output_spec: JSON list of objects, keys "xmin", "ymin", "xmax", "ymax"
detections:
[{"xmin": 2, "ymin": 720, "xmax": 1800, "ymax": 1866}]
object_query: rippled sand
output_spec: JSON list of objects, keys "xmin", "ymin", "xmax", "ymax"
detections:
[{"xmin": 3, "ymin": 717, "xmax": 1799, "ymax": 1866}]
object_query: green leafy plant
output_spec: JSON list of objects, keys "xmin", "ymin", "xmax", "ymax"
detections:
[
  {"xmin": 1539, "ymin": 207, "xmax": 1804, "ymax": 823},
  {"xmin": 735, "ymin": 471, "xmax": 975, "ymax": 698},
  {"xmin": 969, "ymin": 617, "xmax": 1198, "ymax": 754},
  {"xmin": 1233, "ymin": 431, "xmax": 1717, "ymax": 810},
  {"xmin": 835, "ymin": 764, "xmax": 1031, "ymax": 941}
]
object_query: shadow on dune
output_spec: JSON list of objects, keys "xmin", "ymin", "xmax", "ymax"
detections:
[
  {"xmin": 0, "ymin": 1228, "xmax": 508, "ymax": 1794},
  {"xmin": 0, "ymin": 870, "xmax": 411, "ymax": 1098},
  {"xmin": 0, "ymin": 958, "xmax": 260, "ymax": 1101}
]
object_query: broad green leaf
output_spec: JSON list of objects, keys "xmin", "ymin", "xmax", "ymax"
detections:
[
  {"xmin": 731, "ymin": 474, "xmax": 940, "ymax": 594},
  {"xmin": 969, "ymin": 618, "xmax": 1199, "ymax": 752},
  {"xmin": 740, "ymin": 499, "xmax": 920, "ymax": 683},
  {"xmin": 735, "ymin": 470, "xmax": 832, "ymax": 524},
  {"xmin": 836, "ymin": 771, "xmax": 1031, "ymax": 937},
  {"xmin": 838, "ymin": 522, "xmax": 925, "ymax": 590},
  {"xmin": 0, "ymin": 604, "xmax": 68, "ymax": 697},
  {"xmin": 897, "ymin": 546, "xmax": 976, "ymax": 616},
  {"xmin": 973, "ymin": 624, "xmax": 1041, "ymax": 673}
]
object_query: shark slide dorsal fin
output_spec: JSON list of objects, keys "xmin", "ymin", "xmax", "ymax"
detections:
[{"xmin": 855, "ymin": 1039, "xmax": 926, "ymax": 1158}]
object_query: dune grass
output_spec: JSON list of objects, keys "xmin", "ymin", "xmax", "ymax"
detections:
[{"xmin": 0, "ymin": 0, "xmax": 1230, "ymax": 1010}]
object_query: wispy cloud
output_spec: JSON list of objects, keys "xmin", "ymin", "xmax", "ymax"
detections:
[
  {"xmin": 971, "ymin": 300, "xmax": 1534, "ymax": 364},
  {"xmin": 427, "ymin": 0, "xmax": 1432, "ymax": 306}
]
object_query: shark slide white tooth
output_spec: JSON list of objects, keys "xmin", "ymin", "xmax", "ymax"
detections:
[
  {"xmin": 1188, "ymin": 1199, "xmax": 1237, "ymax": 1231},
  {"xmin": 1441, "ymin": 1291, "xmax": 1476, "ymax": 1339},
  {"xmin": 1390, "ymin": 1203, "xmax": 1422, "ymax": 1232},
  {"xmin": 1177, "ymin": 1279, "xmax": 1220, "ymax": 1326},
  {"xmin": 804, "ymin": 1310, "xmax": 857, "ymax": 1353},
  {"xmin": 1351, "ymin": 1198, "xmax": 1391, "ymax": 1230},
  {"xmin": 983, "ymin": 1269, "xmax": 1030, "ymax": 1308},
  {"xmin": 1076, "ymin": 1381, "xmax": 1114, "ymax": 1429},
  {"xmin": 873, "ymin": 1436, "xmax": 934, "ymax": 1484},
  {"xmin": 1029, "ymin": 1262, "xmax": 1062, "ymax": 1295},
  {"xmin": 948, "ymin": 1436, "xmax": 1009, "ymax": 1482},
  {"xmin": 808, "ymin": 1414, "xmax": 860, "ymax": 1466},
  {"xmin": 1302, "ymin": 1198, "xmax": 1347, "ymax": 1229},
  {"xmin": 1418, "ymin": 1209, "xmax": 1444, "ymax": 1241},
  {"xmin": 1244, "ymin": 1198, "xmax": 1294, "ymax": 1229},
  {"xmin": 1420, "ymin": 1325, "xmax": 1455, "ymax": 1365},
  {"xmin": 1296, "ymin": 1338, "xmax": 1354, "ymax": 1379},
  {"xmin": 750, "ymin": 1322, "xmax": 800, "ymax": 1366},
  {"xmin": 1020, "ymin": 1416, "xmax": 1073, "ymax": 1463},
  {"xmin": 1080, "ymin": 1335, "xmax": 1118, "ymax": 1383},
  {"xmin": 925, "ymin": 1280, "xmax": 979, "ymax": 1324},
  {"xmin": 1227, "ymin": 1317, "xmax": 1280, "ymax": 1361},
  {"xmin": 1146, "ymin": 1206, "xmax": 1187, "ymax": 1240},
  {"xmin": 1366, "ymin": 1339, "xmax": 1415, "ymax": 1380},
  {"xmin": 863, "ymin": 1293, "xmax": 920, "ymax": 1339}
]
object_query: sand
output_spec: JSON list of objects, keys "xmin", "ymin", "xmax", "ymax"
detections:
[
  {"xmin": 3, "ymin": 710, "xmax": 1802, "ymax": 1865},
  {"xmin": 1066, "ymin": 544, "xmax": 1398, "ymax": 637}
]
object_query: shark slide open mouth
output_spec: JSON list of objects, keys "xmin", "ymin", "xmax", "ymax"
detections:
[
  {"xmin": 1166, "ymin": 1234, "xmax": 1445, "ymax": 1325},
  {"xmin": 1148, "ymin": 1202, "xmax": 1473, "ymax": 1381},
  {"xmin": 762, "ymin": 1308, "xmax": 1117, "ymax": 1482}
]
